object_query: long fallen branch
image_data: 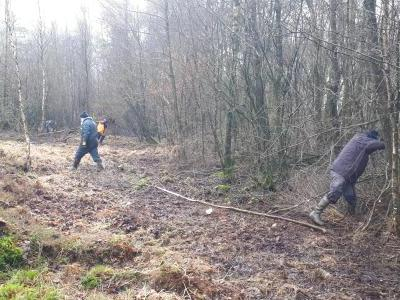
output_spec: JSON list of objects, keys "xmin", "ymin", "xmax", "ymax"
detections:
[
  {"xmin": 154, "ymin": 186, "xmax": 327, "ymax": 233},
  {"xmin": 37, "ymin": 129, "xmax": 66, "ymax": 136}
]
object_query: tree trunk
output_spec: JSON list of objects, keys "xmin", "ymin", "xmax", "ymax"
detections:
[
  {"xmin": 363, "ymin": 0, "xmax": 391, "ymax": 153},
  {"xmin": 6, "ymin": 0, "xmax": 31, "ymax": 171},
  {"xmin": 223, "ymin": 111, "xmax": 234, "ymax": 169},
  {"xmin": 341, "ymin": 0, "xmax": 356, "ymax": 127},
  {"xmin": 326, "ymin": 0, "xmax": 340, "ymax": 130},
  {"xmin": 164, "ymin": 0, "xmax": 182, "ymax": 141},
  {"xmin": 2, "ymin": 0, "xmax": 9, "ymax": 122},
  {"xmin": 38, "ymin": 0, "xmax": 47, "ymax": 133},
  {"xmin": 248, "ymin": 0, "xmax": 269, "ymax": 153},
  {"xmin": 393, "ymin": 23, "xmax": 400, "ymax": 234}
]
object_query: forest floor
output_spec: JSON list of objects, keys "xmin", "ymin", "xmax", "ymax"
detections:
[{"xmin": 0, "ymin": 133, "xmax": 399, "ymax": 299}]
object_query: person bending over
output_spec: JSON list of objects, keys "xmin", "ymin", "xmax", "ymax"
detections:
[{"xmin": 310, "ymin": 130, "xmax": 385, "ymax": 226}]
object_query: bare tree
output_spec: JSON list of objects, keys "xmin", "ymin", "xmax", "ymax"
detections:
[
  {"xmin": 37, "ymin": 0, "xmax": 47, "ymax": 132},
  {"xmin": 5, "ymin": 0, "xmax": 31, "ymax": 171}
]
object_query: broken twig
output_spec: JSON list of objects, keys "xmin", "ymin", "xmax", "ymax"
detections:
[{"xmin": 155, "ymin": 186, "xmax": 327, "ymax": 233}]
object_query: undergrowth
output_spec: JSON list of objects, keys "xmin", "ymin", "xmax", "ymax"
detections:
[
  {"xmin": 0, "ymin": 269, "xmax": 59, "ymax": 300},
  {"xmin": 81, "ymin": 265, "xmax": 144, "ymax": 291},
  {"xmin": 0, "ymin": 236, "xmax": 23, "ymax": 271}
]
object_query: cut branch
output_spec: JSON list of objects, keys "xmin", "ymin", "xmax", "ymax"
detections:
[{"xmin": 155, "ymin": 186, "xmax": 327, "ymax": 233}]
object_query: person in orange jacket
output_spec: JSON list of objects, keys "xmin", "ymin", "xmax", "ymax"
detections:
[{"xmin": 97, "ymin": 118, "xmax": 108, "ymax": 145}]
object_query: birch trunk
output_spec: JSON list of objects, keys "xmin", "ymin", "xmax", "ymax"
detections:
[
  {"xmin": 5, "ymin": 0, "xmax": 31, "ymax": 171},
  {"xmin": 326, "ymin": 0, "xmax": 340, "ymax": 130},
  {"xmin": 2, "ymin": 0, "xmax": 9, "ymax": 120},
  {"xmin": 38, "ymin": 0, "xmax": 47, "ymax": 133}
]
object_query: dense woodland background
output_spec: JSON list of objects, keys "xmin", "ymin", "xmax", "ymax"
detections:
[{"xmin": 1, "ymin": 0, "xmax": 400, "ymax": 233}]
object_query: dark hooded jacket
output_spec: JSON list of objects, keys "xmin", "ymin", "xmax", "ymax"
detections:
[
  {"xmin": 81, "ymin": 117, "xmax": 98, "ymax": 148},
  {"xmin": 331, "ymin": 133, "xmax": 385, "ymax": 183}
]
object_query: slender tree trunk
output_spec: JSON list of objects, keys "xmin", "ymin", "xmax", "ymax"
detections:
[
  {"xmin": 248, "ymin": 0, "xmax": 269, "ymax": 153},
  {"xmin": 38, "ymin": 0, "xmax": 47, "ymax": 132},
  {"xmin": 2, "ymin": 0, "xmax": 10, "ymax": 122},
  {"xmin": 79, "ymin": 8, "xmax": 91, "ymax": 113},
  {"xmin": 326, "ymin": 0, "xmax": 340, "ymax": 130},
  {"xmin": 363, "ymin": 0, "xmax": 392, "ymax": 154},
  {"xmin": 305, "ymin": 0, "xmax": 324, "ymax": 124},
  {"xmin": 6, "ymin": 0, "xmax": 31, "ymax": 171},
  {"xmin": 223, "ymin": 111, "xmax": 234, "ymax": 169},
  {"xmin": 164, "ymin": 0, "xmax": 182, "ymax": 141},
  {"xmin": 273, "ymin": 0, "xmax": 286, "ymax": 153},
  {"xmin": 393, "ymin": 23, "xmax": 400, "ymax": 234},
  {"xmin": 341, "ymin": 0, "xmax": 356, "ymax": 127}
]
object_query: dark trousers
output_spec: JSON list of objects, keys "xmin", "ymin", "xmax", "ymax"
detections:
[
  {"xmin": 98, "ymin": 133, "xmax": 105, "ymax": 144},
  {"xmin": 75, "ymin": 144, "xmax": 101, "ymax": 163},
  {"xmin": 326, "ymin": 171, "xmax": 356, "ymax": 206}
]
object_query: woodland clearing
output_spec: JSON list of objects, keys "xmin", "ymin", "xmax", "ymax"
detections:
[{"xmin": 0, "ymin": 133, "xmax": 399, "ymax": 299}]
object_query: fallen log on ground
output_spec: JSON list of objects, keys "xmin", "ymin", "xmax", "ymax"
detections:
[{"xmin": 154, "ymin": 186, "xmax": 327, "ymax": 233}]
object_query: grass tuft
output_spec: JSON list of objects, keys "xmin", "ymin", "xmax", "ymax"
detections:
[
  {"xmin": 0, "ymin": 236, "xmax": 23, "ymax": 271},
  {"xmin": 0, "ymin": 268, "xmax": 59, "ymax": 300},
  {"xmin": 135, "ymin": 177, "xmax": 149, "ymax": 190}
]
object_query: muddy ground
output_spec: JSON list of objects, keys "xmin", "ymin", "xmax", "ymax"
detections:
[{"xmin": 0, "ymin": 133, "xmax": 399, "ymax": 299}]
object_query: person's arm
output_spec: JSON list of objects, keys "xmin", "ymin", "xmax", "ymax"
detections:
[{"xmin": 366, "ymin": 139, "xmax": 385, "ymax": 154}]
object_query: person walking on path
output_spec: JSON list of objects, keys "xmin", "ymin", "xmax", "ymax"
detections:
[
  {"xmin": 97, "ymin": 118, "xmax": 108, "ymax": 145},
  {"xmin": 310, "ymin": 130, "xmax": 385, "ymax": 226},
  {"xmin": 72, "ymin": 112, "xmax": 104, "ymax": 171}
]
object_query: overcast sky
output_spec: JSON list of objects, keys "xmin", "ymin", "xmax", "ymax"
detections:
[{"xmin": 9, "ymin": 0, "xmax": 147, "ymax": 31}]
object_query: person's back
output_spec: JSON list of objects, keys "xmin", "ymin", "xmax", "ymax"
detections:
[
  {"xmin": 331, "ymin": 132, "xmax": 385, "ymax": 183},
  {"xmin": 81, "ymin": 117, "xmax": 98, "ymax": 147}
]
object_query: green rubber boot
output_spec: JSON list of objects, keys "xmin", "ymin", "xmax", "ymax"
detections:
[{"xmin": 309, "ymin": 196, "xmax": 330, "ymax": 226}]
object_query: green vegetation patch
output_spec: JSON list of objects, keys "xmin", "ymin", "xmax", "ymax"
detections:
[
  {"xmin": 81, "ymin": 265, "xmax": 113, "ymax": 289},
  {"xmin": 135, "ymin": 177, "xmax": 149, "ymax": 190},
  {"xmin": 216, "ymin": 184, "xmax": 231, "ymax": 193},
  {"xmin": 0, "ymin": 269, "xmax": 59, "ymax": 300},
  {"xmin": 81, "ymin": 265, "xmax": 144, "ymax": 291},
  {"xmin": 252, "ymin": 170, "xmax": 276, "ymax": 191},
  {"xmin": 214, "ymin": 166, "xmax": 234, "ymax": 181},
  {"xmin": 0, "ymin": 236, "xmax": 23, "ymax": 271}
]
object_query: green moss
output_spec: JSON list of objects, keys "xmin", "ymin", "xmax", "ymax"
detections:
[
  {"xmin": 252, "ymin": 171, "xmax": 276, "ymax": 191},
  {"xmin": 81, "ymin": 265, "xmax": 113, "ymax": 290},
  {"xmin": 135, "ymin": 177, "xmax": 149, "ymax": 190},
  {"xmin": 81, "ymin": 274, "xmax": 100, "ymax": 290},
  {"xmin": 214, "ymin": 171, "xmax": 225, "ymax": 179},
  {"xmin": 216, "ymin": 184, "xmax": 231, "ymax": 193},
  {"xmin": 0, "ymin": 236, "xmax": 23, "ymax": 271},
  {"xmin": 214, "ymin": 166, "xmax": 234, "ymax": 183}
]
